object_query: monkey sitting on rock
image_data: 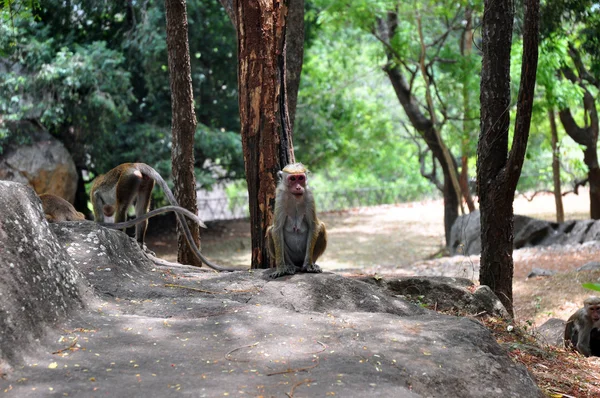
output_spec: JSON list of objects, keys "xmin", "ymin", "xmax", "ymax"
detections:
[
  {"xmin": 266, "ymin": 163, "xmax": 327, "ymax": 279},
  {"xmin": 564, "ymin": 296, "xmax": 600, "ymax": 357},
  {"xmin": 39, "ymin": 194, "xmax": 86, "ymax": 222}
]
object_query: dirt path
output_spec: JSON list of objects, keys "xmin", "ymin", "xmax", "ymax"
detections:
[{"xmin": 147, "ymin": 189, "xmax": 600, "ymax": 326}]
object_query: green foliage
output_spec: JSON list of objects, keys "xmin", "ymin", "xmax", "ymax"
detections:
[
  {"xmin": 536, "ymin": 37, "xmax": 584, "ymax": 109},
  {"xmin": 1, "ymin": 0, "xmax": 241, "ymax": 187},
  {"xmin": 124, "ymin": 0, "xmax": 238, "ymax": 131},
  {"xmin": 296, "ymin": 23, "xmax": 434, "ymax": 198},
  {"xmin": 0, "ymin": 6, "xmax": 134, "ymax": 159},
  {"xmin": 541, "ymin": 0, "xmax": 600, "ymax": 78},
  {"xmin": 582, "ymin": 283, "xmax": 600, "ymax": 292},
  {"xmin": 300, "ymin": 0, "xmax": 483, "ymax": 194},
  {"xmin": 194, "ymin": 124, "xmax": 244, "ymax": 187}
]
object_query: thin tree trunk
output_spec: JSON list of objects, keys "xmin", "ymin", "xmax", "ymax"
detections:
[
  {"xmin": 416, "ymin": 12, "xmax": 464, "ymax": 216},
  {"xmin": 164, "ymin": 0, "xmax": 201, "ymax": 266},
  {"xmin": 549, "ymin": 108, "xmax": 564, "ymax": 223},
  {"xmin": 378, "ymin": 12, "xmax": 460, "ymax": 245},
  {"xmin": 558, "ymin": 88, "xmax": 600, "ymax": 219},
  {"xmin": 478, "ymin": 0, "xmax": 539, "ymax": 316},
  {"xmin": 235, "ymin": 0, "xmax": 295, "ymax": 269},
  {"xmin": 460, "ymin": 7, "xmax": 476, "ymax": 212}
]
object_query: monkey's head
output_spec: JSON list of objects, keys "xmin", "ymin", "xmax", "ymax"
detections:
[
  {"xmin": 585, "ymin": 297, "xmax": 600, "ymax": 321},
  {"xmin": 280, "ymin": 163, "xmax": 308, "ymax": 197},
  {"xmin": 103, "ymin": 204, "xmax": 115, "ymax": 217}
]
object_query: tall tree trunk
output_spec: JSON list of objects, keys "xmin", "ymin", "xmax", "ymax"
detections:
[
  {"xmin": 164, "ymin": 0, "xmax": 201, "ymax": 266},
  {"xmin": 460, "ymin": 7, "xmax": 476, "ymax": 212},
  {"xmin": 235, "ymin": 0, "xmax": 296, "ymax": 269},
  {"xmin": 478, "ymin": 0, "xmax": 539, "ymax": 316},
  {"xmin": 549, "ymin": 108, "xmax": 564, "ymax": 223},
  {"xmin": 220, "ymin": 0, "xmax": 304, "ymax": 131}
]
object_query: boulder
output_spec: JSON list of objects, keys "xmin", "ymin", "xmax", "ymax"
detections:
[
  {"xmin": 363, "ymin": 276, "xmax": 510, "ymax": 318},
  {"xmin": 535, "ymin": 318, "xmax": 566, "ymax": 347},
  {"xmin": 0, "ymin": 120, "xmax": 78, "ymax": 203},
  {"xmin": 450, "ymin": 210, "xmax": 600, "ymax": 255},
  {"xmin": 0, "ymin": 181, "xmax": 87, "ymax": 372},
  {"xmin": 527, "ymin": 268, "xmax": 557, "ymax": 278},
  {"xmin": 0, "ymin": 185, "xmax": 542, "ymax": 397},
  {"xmin": 577, "ymin": 261, "xmax": 600, "ymax": 272}
]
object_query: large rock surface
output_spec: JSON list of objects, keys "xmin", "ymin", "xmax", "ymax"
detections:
[
  {"xmin": 450, "ymin": 210, "xmax": 600, "ymax": 255},
  {"xmin": 0, "ymin": 120, "xmax": 78, "ymax": 202},
  {"xmin": 0, "ymin": 182, "xmax": 88, "ymax": 372},
  {"xmin": 0, "ymin": 182, "xmax": 542, "ymax": 397}
]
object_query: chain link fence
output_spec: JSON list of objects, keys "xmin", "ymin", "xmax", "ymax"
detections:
[{"xmin": 198, "ymin": 186, "xmax": 418, "ymax": 221}]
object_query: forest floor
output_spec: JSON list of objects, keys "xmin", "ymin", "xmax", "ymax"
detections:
[{"xmin": 146, "ymin": 189, "xmax": 600, "ymax": 397}]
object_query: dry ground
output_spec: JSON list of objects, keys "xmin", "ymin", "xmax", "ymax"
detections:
[{"xmin": 146, "ymin": 189, "xmax": 600, "ymax": 396}]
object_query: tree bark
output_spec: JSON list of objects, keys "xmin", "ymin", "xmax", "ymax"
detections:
[
  {"xmin": 478, "ymin": 0, "xmax": 539, "ymax": 316},
  {"xmin": 558, "ymin": 82, "xmax": 600, "ymax": 219},
  {"xmin": 284, "ymin": 0, "xmax": 304, "ymax": 131},
  {"xmin": 460, "ymin": 7, "xmax": 476, "ymax": 212},
  {"xmin": 164, "ymin": 0, "xmax": 201, "ymax": 266},
  {"xmin": 235, "ymin": 0, "xmax": 296, "ymax": 269},
  {"xmin": 220, "ymin": 0, "xmax": 304, "ymax": 131},
  {"xmin": 549, "ymin": 108, "xmax": 564, "ymax": 223}
]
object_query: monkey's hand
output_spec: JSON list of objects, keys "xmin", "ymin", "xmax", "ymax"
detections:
[
  {"xmin": 270, "ymin": 264, "xmax": 297, "ymax": 279},
  {"xmin": 577, "ymin": 343, "xmax": 592, "ymax": 357},
  {"xmin": 301, "ymin": 263, "xmax": 322, "ymax": 273}
]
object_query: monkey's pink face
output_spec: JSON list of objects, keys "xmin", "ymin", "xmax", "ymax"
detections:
[
  {"xmin": 590, "ymin": 305, "xmax": 600, "ymax": 321},
  {"xmin": 287, "ymin": 173, "xmax": 306, "ymax": 196}
]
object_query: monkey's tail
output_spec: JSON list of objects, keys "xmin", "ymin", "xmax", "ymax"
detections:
[
  {"xmin": 136, "ymin": 163, "xmax": 237, "ymax": 272},
  {"xmin": 98, "ymin": 206, "xmax": 207, "ymax": 229}
]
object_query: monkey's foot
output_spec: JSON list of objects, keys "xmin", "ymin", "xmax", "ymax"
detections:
[
  {"xmin": 301, "ymin": 263, "xmax": 322, "ymax": 273},
  {"xmin": 141, "ymin": 244, "xmax": 156, "ymax": 257},
  {"xmin": 270, "ymin": 265, "xmax": 297, "ymax": 279}
]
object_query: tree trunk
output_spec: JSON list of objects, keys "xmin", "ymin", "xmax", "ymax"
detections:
[
  {"xmin": 558, "ymin": 87, "xmax": 600, "ymax": 219},
  {"xmin": 377, "ymin": 13, "xmax": 460, "ymax": 246},
  {"xmin": 460, "ymin": 7, "xmax": 476, "ymax": 213},
  {"xmin": 478, "ymin": 0, "xmax": 539, "ymax": 316},
  {"xmin": 235, "ymin": 0, "xmax": 296, "ymax": 269},
  {"xmin": 164, "ymin": 0, "xmax": 201, "ymax": 266},
  {"xmin": 284, "ymin": 0, "xmax": 304, "ymax": 131},
  {"xmin": 383, "ymin": 64, "xmax": 459, "ymax": 246},
  {"xmin": 459, "ymin": 156, "xmax": 475, "ymax": 212},
  {"xmin": 549, "ymin": 108, "xmax": 564, "ymax": 223}
]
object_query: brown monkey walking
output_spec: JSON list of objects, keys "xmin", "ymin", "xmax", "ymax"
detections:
[
  {"xmin": 266, "ymin": 163, "xmax": 327, "ymax": 279},
  {"xmin": 564, "ymin": 296, "xmax": 600, "ymax": 356},
  {"xmin": 40, "ymin": 194, "xmax": 86, "ymax": 222},
  {"xmin": 90, "ymin": 163, "xmax": 235, "ymax": 272}
]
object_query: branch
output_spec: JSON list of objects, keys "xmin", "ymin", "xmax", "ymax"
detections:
[
  {"xmin": 568, "ymin": 44, "xmax": 598, "ymax": 86},
  {"xmin": 505, "ymin": 0, "xmax": 540, "ymax": 193},
  {"xmin": 219, "ymin": 0, "xmax": 236, "ymax": 27}
]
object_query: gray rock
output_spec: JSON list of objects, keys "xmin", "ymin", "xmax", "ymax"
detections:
[
  {"xmin": 536, "ymin": 318, "xmax": 566, "ymax": 347},
  {"xmin": 450, "ymin": 210, "xmax": 600, "ymax": 255},
  {"xmin": 527, "ymin": 268, "xmax": 557, "ymax": 278},
  {"xmin": 0, "ymin": 187, "xmax": 542, "ymax": 397},
  {"xmin": 0, "ymin": 181, "xmax": 88, "ymax": 371},
  {"xmin": 449, "ymin": 211, "xmax": 481, "ymax": 255},
  {"xmin": 364, "ymin": 276, "xmax": 510, "ymax": 319},
  {"xmin": 577, "ymin": 261, "xmax": 600, "ymax": 272},
  {"xmin": 0, "ymin": 120, "xmax": 77, "ymax": 202}
]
